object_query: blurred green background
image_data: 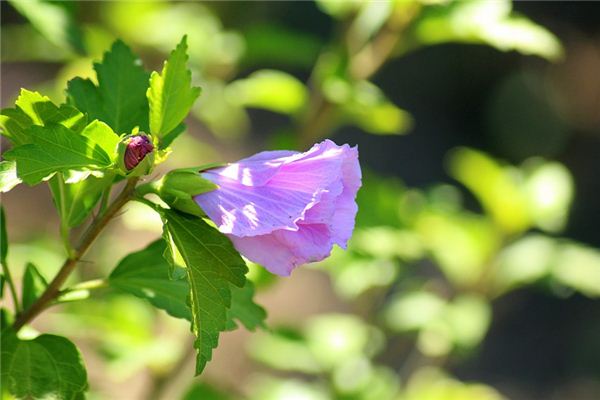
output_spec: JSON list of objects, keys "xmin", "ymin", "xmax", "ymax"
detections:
[{"xmin": 1, "ymin": 1, "xmax": 600, "ymax": 399}]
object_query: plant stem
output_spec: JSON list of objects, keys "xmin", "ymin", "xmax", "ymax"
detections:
[
  {"xmin": 12, "ymin": 178, "xmax": 139, "ymax": 332},
  {"xmin": 1, "ymin": 260, "xmax": 21, "ymax": 313}
]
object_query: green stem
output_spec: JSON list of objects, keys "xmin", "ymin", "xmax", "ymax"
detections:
[
  {"xmin": 135, "ymin": 181, "xmax": 161, "ymax": 197},
  {"xmin": 1, "ymin": 260, "xmax": 21, "ymax": 313},
  {"xmin": 12, "ymin": 178, "xmax": 139, "ymax": 332},
  {"xmin": 57, "ymin": 173, "xmax": 74, "ymax": 257},
  {"xmin": 63, "ymin": 278, "xmax": 108, "ymax": 292}
]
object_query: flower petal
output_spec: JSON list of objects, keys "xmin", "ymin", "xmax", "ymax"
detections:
[
  {"xmin": 230, "ymin": 223, "xmax": 333, "ymax": 276},
  {"xmin": 195, "ymin": 140, "xmax": 346, "ymax": 237}
]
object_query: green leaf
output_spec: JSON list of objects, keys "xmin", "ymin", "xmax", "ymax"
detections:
[
  {"xmin": 226, "ymin": 70, "xmax": 307, "ymax": 114},
  {"xmin": 1, "ymin": 89, "xmax": 87, "ymax": 146},
  {"xmin": 67, "ymin": 40, "xmax": 150, "ymax": 134},
  {"xmin": 226, "ymin": 281, "xmax": 267, "ymax": 331},
  {"xmin": 148, "ymin": 36, "xmax": 201, "ymax": 139},
  {"xmin": 109, "ymin": 239, "xmax": 190, "ymax": 320},
  {"xmin": 49, "ymin": 171, "xmax": 115, "ymax": 228},
  {"xmin": 0, "ymin": 108, "xmax": 33, "ymax": 147},
  {"xmin": 15, "ymin": 89, "xmax": 87, "ymax": 133},
  {"xmin": 0, "ymin": 161, "xmax": 21, "ymax": 193},
  {"xmin": 4, "ymin": 123, "xmax": 114, "ymax": 185},
  {"xmin": 161, "ymin": 209, "xmax": 247, "ymax": 374},
  {"xmin": 0, "ymin": 207, "xmax": 7, "ymax": 264},
  {"xmin": 326, "ymin": 80, "xmax": 412, "ymax": 135},
  {"xmin": 411, "ymin": 0, "xmax": 563, "ymax": 61},
  {"xmin": 7, "ymin": 0, "xmax": 85, "ymax": 55},
  {"xmin": 21, "ymin": 262, "xmax": 48, "ymax": 310},
  {"xmin": 1, "ymin": 331, "xmax": 88, "ymax": 399},
  {"xmin": 79, "ymin": 120, "xmax": 120, "ymax": 159}
]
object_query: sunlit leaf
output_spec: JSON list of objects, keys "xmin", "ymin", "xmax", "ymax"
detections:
[
  {"xmin": 552, "ymin": 243, "xmax": 600, "ymax": 297},
  {"xmin": 227, "ymin": 70, "xmax": 307, "ymax": 114},
  {"xmin": 412, "ymin": 0, "xmax": 563, "ymax": 61},
  {"xmin": 7, "ymin": 0, "xmax": 85, "ymax": 55},
  {"xmin": 448, "ymin": 147, "xmax": 530, "ymax": 234},
  {"xmin": 148, "ymin": 36, "xmax": 201, "ymax": 140},
  {"xmin": 0, "ymin": 161, "xmax": 21, "ymax": 193},
  {"xmin": 1, "ymin": 89, "xmax": 87, "ymax": 147},
  {"xmin": 4, "ymin": 123, "xmax": 114, "ymax": 185},
  {"xmin": 404, "ymin": 367, "xmax": 504, "ymax": 400}
]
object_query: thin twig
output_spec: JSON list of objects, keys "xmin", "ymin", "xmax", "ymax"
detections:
[{"xmin": 12, "ymin": 178, "xmax": 139, "ymax": 331}]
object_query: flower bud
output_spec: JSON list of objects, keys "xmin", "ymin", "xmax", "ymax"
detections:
[
  {"xmin": 117, "ymin": 133, "xmax": 155, "ymax": 176},
  {"xmin": 156, "ymin": 169, "xmax": 218, "ymax": 217}
]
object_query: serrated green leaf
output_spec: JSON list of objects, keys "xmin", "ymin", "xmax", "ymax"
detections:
[
  {"xmin": 148, "ymin": 36, "xmax": 201, "ymax": 139},
  {"xmin": 109, "ymin": 239, "xmax": 190, "ymax": 320},
  {"xmin": 4, "ymin": 123, "xmax": 114, "ymax": 185},
  {"xmin": 49, "ymin": 171, "xmax": 115, "ymax": 228},
  {"xmin": 67, "ymin": 40, "xmax": 150, "ymax": 134},
  {"xmin": 0, "ymin": 108, "xmax": 33, "ymax": 146},
  {"xmin": 1, "ymin": 331, "xmax": 88, "ymax": 399},
  {"xmin": 162, "ymin": 209, "xmax": 247, "ymax": 374},
  {"xmin": 79, "ymin": 120, "xmax": 120, "ymax": 159},
  {"xmin": 7, "ymin": 0, "xmax": 85, "ymax": 55},
  {"xmin": 21, "ymin": 262, "xmax": 48, "ymax": 310},
  {"xmin": 0, "ymin": 161, "xmax": 21, "ymax": 193},
  {"xmin": 15, "ymin": 89, "xmax": 87, "ymax": 133},
  {"xmin": 226, "ymin": 281, "xmax": 267, "ymax": 331},
  {"xmin": 66, "ymin": 78, "xmax": 103, "ymax": 121},
  {"xmin": 1, "ymin": 90, "xmax": 87, "ymax": 147}
]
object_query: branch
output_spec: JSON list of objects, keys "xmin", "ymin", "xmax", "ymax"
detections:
[{"xmin": 12, "ymin": 178, "xmax": 139, "ymax": 331}]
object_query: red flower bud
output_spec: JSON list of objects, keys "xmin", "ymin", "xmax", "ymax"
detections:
[{"xmin": 124, "ymin": 135, "xmax": 154, "ymax": 170}]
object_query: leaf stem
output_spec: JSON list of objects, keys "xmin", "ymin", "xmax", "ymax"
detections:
[
  {"xmin": 1, "ymin": 259, "xmax": 21, "ymax": 313},
  {"xmin": 12, "ymin": 178, "xmax": 139, "ymax": 331},
  {"xmin": 57, "ymin": 173, "xmax": 74, "ymax": 257}
]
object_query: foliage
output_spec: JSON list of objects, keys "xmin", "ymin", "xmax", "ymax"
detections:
[{"xmin": 1, "ymin": 1, "xmax": 597, "ymax": 399}]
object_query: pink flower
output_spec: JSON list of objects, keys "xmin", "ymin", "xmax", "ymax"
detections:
[{"xmin": 194, "ymin": 140, "xmax": 361, "ymax": 276}]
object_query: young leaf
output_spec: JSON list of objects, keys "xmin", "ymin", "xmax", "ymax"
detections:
[
  {"xmin": 109, "ymin": 239, "xmax": 190, "ymax": 320},
  {"xmin": 148, "ymin": 36, "xmax": 201, "ymax": 139},
  {"xmin": 162, "ymin": 209, "xmax": 247, "ymax": 374},
  {"xmin": 1, "ymin": 331, "xmax": 88, "ymax": 399},
  {"xmin": 4, "ymin": 123, "xmax": 114, "ymax": 185},
  {"xmin": 1, "ymin": 89, "xmax": 87, "ymax": 146},
  {"xmin": 226, "ymin": 281, "xmax": 267, "ymax": 331},
  {"xmin": 67, "ymin": 40, "xmax": 150, "ymax": 134},
  {"xmin": 21, "ymin": 262, "xmax": 48, "ymax": 310},
  {"xmin": 79, "ymin": 120, "xmax": 120, "ymax": 159},
  {"xmin": 0, "ymin": 161, "xmax": 21, "ymax": 193}
]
